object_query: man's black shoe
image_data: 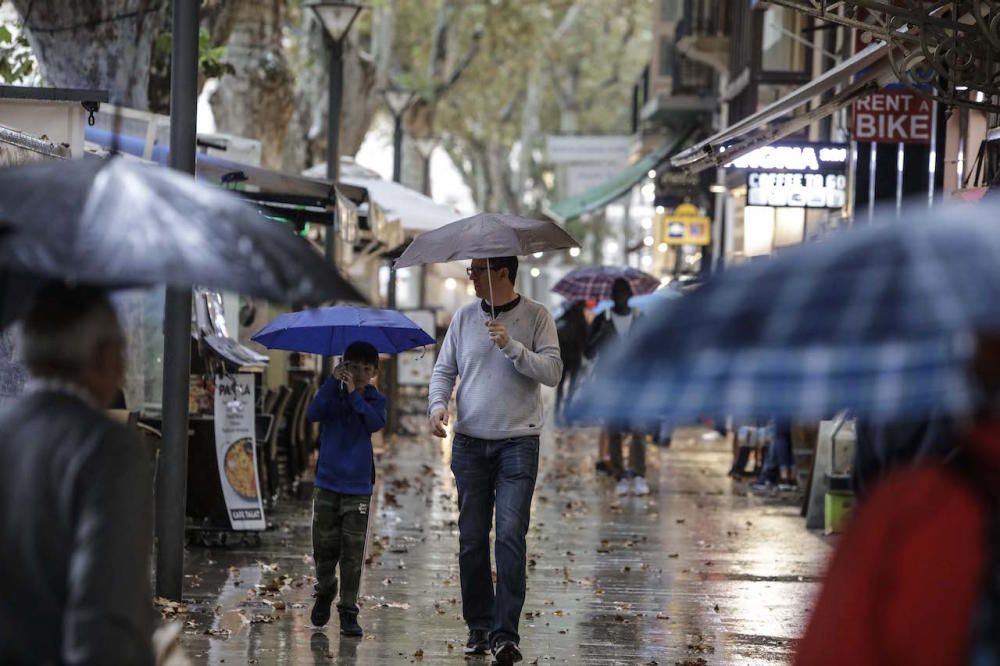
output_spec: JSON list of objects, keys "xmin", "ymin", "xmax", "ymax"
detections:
[
  {"xmin": 464, "ymin": 629, "xmax": 490, "ymax": 655},
  {"xmin": 492, "ymin": 641, "xmax": 523, "ymax": 665},
  {"xmin": 310, "ymin": 595, "xmax": 333, "ymax": 627},
  {"xmin": 339, "ymin": 607, "xmax": 363, "ymax": 637}
]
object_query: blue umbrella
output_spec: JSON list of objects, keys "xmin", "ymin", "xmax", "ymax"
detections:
[
  {"xmin": 252, "ymin": 306, "xmax": 434, "ymax": 356},
  {"xmin": 569, "ymin": 205, "xmax": 1000, "ymax": 427},
  {"xmin": 591, "ymin": 288, "xmax": 681, "ymax": 316}
]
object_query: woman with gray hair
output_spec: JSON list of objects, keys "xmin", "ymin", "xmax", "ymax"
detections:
[{"xmin": 0, "ymin": 283, "xmax": 154, "ymax": 665}]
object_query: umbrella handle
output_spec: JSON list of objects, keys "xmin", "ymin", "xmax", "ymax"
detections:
[{"xmin": 486, "ymin": 257, "xmax": 496, "ymax": 320}]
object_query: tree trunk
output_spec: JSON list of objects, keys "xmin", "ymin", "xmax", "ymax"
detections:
[
  {"xmin": 209, "ymin": 0, "xmax": 294, "ymax": 169},
  {"xmin": 280, "ymin": 16, "xmax": 381, "ymax": 173},
  {"xmin": 146, "ymin": 0, "xmax": 239, "ymax": 114},
  {"xmin": 12, "ymin": 0, "xmax": 166, "ymax": 108}
]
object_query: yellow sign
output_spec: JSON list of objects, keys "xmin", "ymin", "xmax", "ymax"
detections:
[{"xmin": 660, "ymin": 203, "xmax": 711, "ymax": 246}]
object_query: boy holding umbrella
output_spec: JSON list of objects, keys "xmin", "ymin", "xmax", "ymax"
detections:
[
  {"xmin": 252, "ymin": 307, "xmax": 435, "ymax": 637},
  {"xmin": 305, "ymin": 340, "xmax": 385, "ymax": 636}
]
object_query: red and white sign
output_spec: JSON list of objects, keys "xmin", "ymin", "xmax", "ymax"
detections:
[{"xmin": 851, "ymin": 90, "xmax": 933, "ymax": 144}]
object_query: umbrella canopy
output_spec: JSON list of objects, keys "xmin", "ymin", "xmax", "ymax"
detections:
[
  {"xmin": 0, "ymin": 157, "xmax": 363, "ymax": 304},
  {"xmin": 554, "ymin": 266, "xmax": 661, "ymax": 302},
  {"xmin": 251, "ymin": 306, "xmax": 435, "ymax": 356},
  {"xmin": 393, "ymin": 213, "xmax": 580, "ymax": 268},
  {"xmin": 569, "ymin": 206, "xmax": 1000, "ymax": 427},
  {"xmin": 592, "ymin": 287, "xmax": 682, "ymax": 316}
]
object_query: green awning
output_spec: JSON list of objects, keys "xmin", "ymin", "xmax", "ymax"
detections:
[{"xmin": 543, "ymin": 127, "xmax": 695, "ymax": 224}]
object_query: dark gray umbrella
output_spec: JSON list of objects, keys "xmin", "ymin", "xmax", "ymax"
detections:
[
  {"xmin": 0, "ymin": 157, "xmax": 364, "ymax": 304},
  {"xmin": 393, "ymin": 213, "xmax": 580, "ymax": 268},
  {"xmin": 393, "ymin": 213, "xmax": 580, "ymax": 317}
]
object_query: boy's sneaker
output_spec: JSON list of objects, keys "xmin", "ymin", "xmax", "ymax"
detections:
[
  {"xmin": 615, "ymin": 477, "xmax": 632, "ymax": 496},
  {"xmin": 633, "ymin": 476, "xmax": 651, "ymax": 496},
  {"xmin": 465, "ymin": 629, "xmax": 489, "ymax": 655},
  {"xmin": 778, "ymin": 481, "xmax": 799, "ymax": 492},
  {"xmin": 492, "ymin": 641, "xmax": 523, "ymax": 665},
  {"xmin": 750, "ymin": 480, "xmax": 774, "ymax": 493},
  {"xmin": 310, "ymin": 595, "xmax": 333, "ymax": 627}
]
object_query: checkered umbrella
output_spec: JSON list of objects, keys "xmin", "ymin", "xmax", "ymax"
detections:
[
  {"xmin": 552, "ymin": 266, "xmax": 661, "ymax": 302},
  {"xmin": 568, "ymin": 204, "xmax": 1000, "ymax": 427}
]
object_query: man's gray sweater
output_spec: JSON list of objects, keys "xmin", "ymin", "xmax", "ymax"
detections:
[{"xmin": 428, "ymin": 296, "xmax": 563, "ymax": 439}]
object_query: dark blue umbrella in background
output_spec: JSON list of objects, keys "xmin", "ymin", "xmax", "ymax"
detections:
[
  {"xmin": 252, "ymin": 306, "xmax": 435, "ymax": 356},
  {"xmin": 568, "ymin": 204, "xmax": 1000, "ymax": 428}
]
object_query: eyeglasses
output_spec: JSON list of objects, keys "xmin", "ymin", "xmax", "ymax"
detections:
[{"xmin": 466, "ymin": 266, "xmax": 501, "ymax": 277}]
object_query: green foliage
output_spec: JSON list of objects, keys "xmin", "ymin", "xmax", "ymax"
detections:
[
  {"xmin": 0, "ymin": 22, "xmax": 35, "ymax": 84},
  {"xmin": 155, "ymin": 28, "xmax": 235, "ymax": 79}
]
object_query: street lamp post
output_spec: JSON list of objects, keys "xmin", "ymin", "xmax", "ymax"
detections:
[
  {"xmin": 382, "ymin": 84, "xmax": 414, "ymax": 184},
  {"xmin": 380, "ymin": 84, "xmax": 413, "ymax": 437},
  {"xmin": 414, "ymin": 137, "xmax": 437, "ymax": 197},
  {"xmin": 308, "ymin": 1, "xmax": 364, "ymax": 377}
]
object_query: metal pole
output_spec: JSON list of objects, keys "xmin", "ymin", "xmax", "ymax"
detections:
[
  {"xmin": 323, "ymin": 37, "xmax": 344, "ymax": 379},
  {"xmin": 867, "ymin": 141, "xmax": 877, "ymax": 223},
  {"xmin": 928, "ymin": 100, "xmax": 938, "ymax": 208},
  {"xmin": 385, "ymin": 263, "xmax": 398, "ymax": 435},
  {"xmin": 392, "ymin": 113, "xmax": 403, "ymax": 184},
  {"xmin": 895, "ymin": 142, "xmax": 904, "ymax": 219},
  {"xmin": 385, "ymin": 113, "xmax": 404, "ymax": 436},
  {"xmin": 157, "ymin": 0, "xmax": 198, "ymax": 601}
]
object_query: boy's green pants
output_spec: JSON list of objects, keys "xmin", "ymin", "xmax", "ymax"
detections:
[{"xmin": 312, "ymin": 487, "xmax": 371, "ymax": 611}]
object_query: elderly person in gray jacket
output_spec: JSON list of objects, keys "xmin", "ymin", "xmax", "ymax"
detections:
[
  {"xmin": 0, "ymin": 283, "xmax": 154, "ymax": 665},
  {"xmin": 429, "ymin": 256, "xmax": 562, "ymax": 666}
]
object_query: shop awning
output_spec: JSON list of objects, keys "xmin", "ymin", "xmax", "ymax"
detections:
[
  {"xmin": 543, "ymin": 127, "xmax": 696, "ymax": 224},
  {"xmin": 671, "ymin": 40, "xmax": 898, "ymax": 173},
  {"xmin": 304, "ymin": 158, "xmax": 463, "ymax": 234}
]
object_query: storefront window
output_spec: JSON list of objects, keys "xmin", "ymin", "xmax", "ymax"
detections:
[{"xmin": 744, "ymin": 206, "xmax": 775, "ymax": 257}]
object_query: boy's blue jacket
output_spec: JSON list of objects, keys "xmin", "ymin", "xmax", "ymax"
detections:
[{"xmin": 306, "ymin": 377, "xmax": 386, "ymax": 495}]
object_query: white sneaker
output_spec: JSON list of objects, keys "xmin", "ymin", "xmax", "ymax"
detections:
[
  {"xmin": 633, "ymin": 476, "xmax": 651, "ymax": 496},
  {"xmin": 615, "ymin": 478, "xmax": 632, "ymax": 496}
]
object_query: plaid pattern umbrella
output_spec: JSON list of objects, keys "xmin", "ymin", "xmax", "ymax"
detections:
[
  {"xmin": 552, "ymin": 266, "xmax": 660, "ymax": 302},
  {"xmin": 568, "ymin": 205, "xmax": 1000, "ymax": 427}
]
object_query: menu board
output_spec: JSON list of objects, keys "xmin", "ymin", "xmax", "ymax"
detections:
[{"xmin": 213, "ymin": 373, "xmax": 266, "ymax": 530}]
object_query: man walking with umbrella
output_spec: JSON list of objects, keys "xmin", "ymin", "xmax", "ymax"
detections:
[{"xmin": 429, "ymin": 256, "xmax": 562, "ymax": 664}]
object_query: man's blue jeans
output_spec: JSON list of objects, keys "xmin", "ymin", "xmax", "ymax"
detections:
[{"xmin": 450, "ymin": 433, "xmax": 539, "ymax": 647}]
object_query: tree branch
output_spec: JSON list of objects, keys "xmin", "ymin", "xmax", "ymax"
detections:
[{"xmin": 435, "ymin": 24, "xmax": 483, "ymax": 95}]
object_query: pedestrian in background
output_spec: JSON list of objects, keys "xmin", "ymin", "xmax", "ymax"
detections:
[
  {"xmin": 555, "ymin": 300, "xmax": 588, "ymax": 424},
  {"xmin": 0, "ymin": 284, "xmax": 154, "ymax": 665},
  {"xmin": 306, "ymin": 341, "xmax": 386, "ymax": 637},
  {"xmin": 429, "ymin": 256, "xmax": 562, "ymax": 665},
  {"xmin": 585, "ymin": 277, "xmax": 649, "ymax": 496}
]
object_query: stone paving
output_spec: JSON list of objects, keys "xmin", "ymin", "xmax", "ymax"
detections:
[{"xmin": 172, "ymin": 426, "xmax": 833, "ymax": 665}]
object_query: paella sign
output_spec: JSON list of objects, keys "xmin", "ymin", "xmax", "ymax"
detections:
[{"xmin": 214, "ymin": 373, "xmax": 266, "ymax": 530}]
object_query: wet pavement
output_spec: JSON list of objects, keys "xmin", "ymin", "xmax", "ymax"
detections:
[{"xmin": 172, "ymin": 426, "xmax": 833, "ymax": 665}]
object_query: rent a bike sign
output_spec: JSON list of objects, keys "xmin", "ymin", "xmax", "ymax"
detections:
[{"xmin": 851, "ymin": 86, "xmax": 933, "ymax": 144}]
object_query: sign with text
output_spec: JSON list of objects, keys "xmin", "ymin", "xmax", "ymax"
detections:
[
  {"xmin": 214, "ymin": 373, "xmax": 266, "ymax": 530},
  {"xmin": 852, "ymin": 90, "xmax": 933, "ymax": 143},
  {"xmin": 660, "ymin": 203, "xmax": 711, "ymax": 246},
  {"xmin": 726, "ymin": 142, "xmax": 848, "ymax": 172},
  {"xmin": 747, "ymin": 171, "xmax": 847, "ymax": 208}
]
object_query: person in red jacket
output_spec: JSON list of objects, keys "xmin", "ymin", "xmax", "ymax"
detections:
[{"xmin": 795, "ymin": 334, "xmax": 1000, "ymax": 665}]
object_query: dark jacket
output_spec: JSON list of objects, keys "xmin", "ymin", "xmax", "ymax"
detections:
[
  {"xmin": 0, "ymin": 390, "xmax": 155, "ymax": 665},
  {"xmin": 585, "ymin": 307, "xmax": 641, "ymax": 360},
  {"xmin": 306, "ymin": 379, "xmax": 387, "ymax": 496}
]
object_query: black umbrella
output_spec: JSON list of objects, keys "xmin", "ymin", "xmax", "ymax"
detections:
[{"xmin": 0, "ymin": 156, "xmax": 364, "ymax": 304}]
